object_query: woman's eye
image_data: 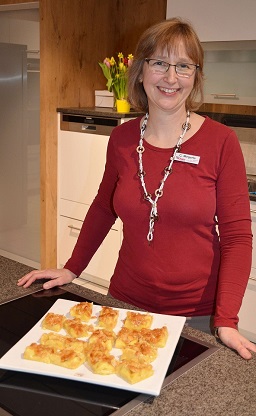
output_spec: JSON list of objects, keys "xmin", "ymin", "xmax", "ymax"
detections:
[
  {"xmin": 178, "ymin": 63, "xmax": 190, "ymax": 69},
  {"xmin": 153, "ymin": 60, "xmax": 165, "ymax": 66}
]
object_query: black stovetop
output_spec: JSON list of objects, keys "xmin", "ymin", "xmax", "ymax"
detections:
[{"xmin": 0, "ymin": 288, "xmax": 218, "ymax": 416}]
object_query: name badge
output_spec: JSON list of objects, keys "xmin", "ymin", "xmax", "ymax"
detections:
[{"xmin": 174, "ymin": 152, "xmax": 200, "ymax": 165}]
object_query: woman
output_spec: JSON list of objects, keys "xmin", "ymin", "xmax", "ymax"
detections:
[{"xmin": 18, "ymin": 18, "xmax": 256, "ymax": 359}]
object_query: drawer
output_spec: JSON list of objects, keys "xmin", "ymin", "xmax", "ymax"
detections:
[
  {"xmin": 59, "ymin": 198, "xmax": 121, "ymax": 231},
  {"xmin": 238, "ymin": 278, "xmax": 256, "ymax": 343},
  {"xmin": 58, "ymin": 215, "xmax": 121, "ymax": 287}
]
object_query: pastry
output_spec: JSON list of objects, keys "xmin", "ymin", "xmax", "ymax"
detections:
[
  {"xmin": 63, "ymin": 318, "xmax": 94, "ymax": 338},
  {"xmin": 88, "ymin": 328, "xmax": 116, "ymax": 351},
  {"xmin": 86, "ymin": 347, "xmax": 117, "ymax": 375},
  {"xmin": 41, "ymin": 312, "xmax": 66, "ymax": 332},
  {"xmin": 23, "ymin": 343, "xmax": 53, "ymax": 364},
  {"xmin": 124, "ymin": 311, "xmax": 153, "ymax": 330},
  {"xmin": 98, "ymin": 306, "xmax": 119, "ymax": 330},
  {"xmin": 69, "ymin": 302, "xmax": 93, "ymax": 322},
  {"xmin": 40, "ymin": 332, "xmax": 87, "ymax": 355},
  {"xmin": 140, "ymin": 326, "xmax": 168, "ymax": 348},
  {"xmin": 120, "ymin": 340, "xmax": 158, "ymax": 363},
  {"xmin": 117, "ymin": 358, "xmax": 154, "ymax": 384}
]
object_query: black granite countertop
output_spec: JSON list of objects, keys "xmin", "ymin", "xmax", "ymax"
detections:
[
  {"xmin": 57, "ymin": 106, "xmax": 144, "ymax": 119},
  {"xmin": 1, "ymin": 255, "xmax": 256, "ymax": 415}
]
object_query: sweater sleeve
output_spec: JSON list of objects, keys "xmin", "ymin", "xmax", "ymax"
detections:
[
  {"xmin": 214, "ymin": 130, "xmax": 252, "ymax": 329},
  {"xmin": 64, "ymin": 135, "xmax": 119, "ymax": 276}
]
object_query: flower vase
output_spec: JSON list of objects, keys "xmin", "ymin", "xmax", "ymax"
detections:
[{"xmin": 116, "ymin": 99, "xmax": 130, "ymax": 113}]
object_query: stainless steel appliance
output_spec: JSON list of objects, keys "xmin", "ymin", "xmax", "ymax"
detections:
[
  {"xmin": 0, "ymin": 42, "xmax": 40, "ymax": 267},
  {"xmin": 0, "ymin": 289, "xmax": 220, "ymax": 416}
]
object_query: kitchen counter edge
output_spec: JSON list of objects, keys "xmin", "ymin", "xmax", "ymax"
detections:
[{"xmin": 57, "ymin": 106, "xmax": 144, "ymax": 118}]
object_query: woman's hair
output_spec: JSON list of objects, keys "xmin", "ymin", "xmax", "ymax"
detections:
[{"xmin": 128, "ymin": 17, "xmax": 204, "ymax": 112}]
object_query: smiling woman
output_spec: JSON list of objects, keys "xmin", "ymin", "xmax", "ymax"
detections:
[{"xmin": 18, "ymin": 17, "xmax": 256, "ymax": 361}]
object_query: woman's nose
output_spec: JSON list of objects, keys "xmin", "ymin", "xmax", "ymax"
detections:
[{"xmin": 163, "ymin": 65, "xmax": 178, "ymax": 81}]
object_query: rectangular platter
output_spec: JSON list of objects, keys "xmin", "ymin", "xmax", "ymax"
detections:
[{"xmin": 0, "ymin": 299, "xmax": 186, "ymax": 396}]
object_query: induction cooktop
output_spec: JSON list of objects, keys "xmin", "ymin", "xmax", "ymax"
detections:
[{"xmin": 0, "ymin": 288, "xmax": 220, "ymax": 416}]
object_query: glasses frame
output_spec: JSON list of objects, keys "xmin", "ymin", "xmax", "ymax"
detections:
[{"xmin": 144, "ymin": 58, "xmax": 199, "ymax": 78}]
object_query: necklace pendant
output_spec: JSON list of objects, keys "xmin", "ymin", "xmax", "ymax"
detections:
[
  {"xmin": 182, "ymin": 121, "xmax": 191, "ymax": 130},
  {"xmin": 137, "ymin": 169, "xmax": 145, "ymax": 178},
  {"xmin": 144, "ymin": 193, "xmax": 152, "ymax": 201}
]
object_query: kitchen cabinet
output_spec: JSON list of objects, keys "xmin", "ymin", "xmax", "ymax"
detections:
[
  {"xmin": 238, "ymin": 200, "xmax": 256, "ymax": 342},
  {"xmin": 250, "ymin": 201, "xmax": 256, "ymax": 280},
  {"xmin": 166, "ymin": 0, "xmax": 256, "ymax": 42},
  {"xmin": 57, "ymin": 111, "xmax": 139, "ymax": 288}
]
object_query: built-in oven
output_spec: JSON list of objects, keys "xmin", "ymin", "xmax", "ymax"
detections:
[{"xmin": 0, "ymin": 289, "xmax": 220, "ymax": 416}]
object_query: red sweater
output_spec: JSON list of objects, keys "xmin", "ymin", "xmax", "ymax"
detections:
[{"xmin": 65, "ymin": 116, "xmax": 252, "ymax": 329}]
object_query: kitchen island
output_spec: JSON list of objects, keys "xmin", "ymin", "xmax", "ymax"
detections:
[{"xmin": 0, "ymin": 255, "xmax": 256, "ymax": 416}]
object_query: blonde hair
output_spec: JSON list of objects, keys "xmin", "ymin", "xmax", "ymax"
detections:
[{"xmin": 128, "ymin": 18, "xmax": 204, "ymax": 112}]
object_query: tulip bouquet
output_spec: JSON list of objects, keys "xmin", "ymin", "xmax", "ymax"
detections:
[{"xmin": 99, "ymin": 52, "xmax": 133, "ymax": 100}]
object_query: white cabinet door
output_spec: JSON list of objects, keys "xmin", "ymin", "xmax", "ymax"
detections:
[
  {"xmin": 58, "ymin": 214, "xmax": 122, "ymax": 288},
  {"xmin": 57, "ymin": 118, "xmax": 123, "ymax": 288},
  {"xmin": 238, "ymin": 201, "xmax": 256, "ymax": 342},
  {"xmin": 250, "ymin": 201, "xmax": 256, "ymax": 280},
  {"xmin": 166, "ymin": 0, "xmax": 256, "ymax": 41},
  {"xmin": 59, "ymin": 130, "xmax": 109, "ymax": 205},
  {"xmin": 238, "ymin": 279, "xmax": 256, "ymax": 343}
]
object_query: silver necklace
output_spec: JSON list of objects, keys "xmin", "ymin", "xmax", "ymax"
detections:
[{"xmin": 137, "ymin": 110, "xmax": 191, "ymax": 242}]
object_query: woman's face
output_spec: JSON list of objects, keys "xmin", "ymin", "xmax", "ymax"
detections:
[{"xmin": 141, "ymin": 41, "xmax": 196, "ymax": 114}]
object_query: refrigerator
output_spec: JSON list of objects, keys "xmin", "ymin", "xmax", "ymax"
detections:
[{"xmin": 0, "ymin": 42, "xmax": 40, "ymax": 267}]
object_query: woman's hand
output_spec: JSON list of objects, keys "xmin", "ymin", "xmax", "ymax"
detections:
[
  {"xmin": 17, "ymin": 268, "xmax": 76, "ymax": 290},
  {"xmin": 218, "ymin": 327, "xmax": 256, "ymax": 360}
]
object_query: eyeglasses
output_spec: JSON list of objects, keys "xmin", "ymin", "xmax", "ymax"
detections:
[{"xmin": 145, "ymin": 58, "xmax": 199, "ymax": 78}]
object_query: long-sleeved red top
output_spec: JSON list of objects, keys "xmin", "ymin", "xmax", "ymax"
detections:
[{"xmin": 65, "ymin": 116, "xmax": 252, "ymax": 329}]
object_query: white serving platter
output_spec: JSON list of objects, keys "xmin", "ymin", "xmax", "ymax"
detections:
[{"xmin": 0, "ymin": 299, "xmax": 186, "ymax": 396}]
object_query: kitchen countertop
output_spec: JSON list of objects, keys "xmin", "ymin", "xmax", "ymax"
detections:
[
  {"xmin": 57, "ymin": 106, "xmax": 144, "ymax": 118},
  {"xmin": 1, "ymin": 255, "xmax": 256, "ymax": 415}
]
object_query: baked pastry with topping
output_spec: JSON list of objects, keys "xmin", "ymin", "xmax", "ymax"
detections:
[
  {"xmin": 124, "ymin": 311, "xmax": 153, "ymax": 330},
  {"xmin": 88, "ymin": 328, "xmax": 116, "ymax": 351},
  {"xmin": 40, "ymin": 332, "xmax": 87, "ymax": 355},
  {"xmin": 86, "ymin": 348, "xmax": 117, "ymax": 375},
  {"xmin": 23, "ymin": 343, "xmax": 54, "ymax": 364},
  {"xmin": 120, "ymin": 340, "xmax": 157, "ymax": 363},
  {"xmin": 117, "ymin": 358, "xmax": 154, "ymax": 384},
  {"xmin": 50, "ymin": 348, "xmax": 85, "ymax": 369},
  {"xmin": 69, "ymin": 302, "xmax": 93, "ymax": 322},
  {"xmin": 63, "ymin": 318, "xmax": 94, "ymax": 338},
  {"xmin": 140, "ymin": 326, "xmax": 168, "ymax": 348},
  {"xmin": 41, "ymin": 312, "xmax": 66, "ymax": 332},
  {"xmin": 98, "ymin": 306, "xmax": 119, "ymax": 330},
  {"xmin": 115, "ymin": 327, "xmax": 141, "ymax": 349}
]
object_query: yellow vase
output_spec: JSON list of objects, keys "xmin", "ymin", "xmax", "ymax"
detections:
[{"xmin": 116, "ymin": 99, "xmax": 130, "ymax": 113}]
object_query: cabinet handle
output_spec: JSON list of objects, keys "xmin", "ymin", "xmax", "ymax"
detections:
[
  {"xmin": 210, "ymin": 93, "xmax": 237, "ymax": 99},
  {"xmin": 250, "ymin": 209, "xmax": 256, "ymax": 214},
  {"xmin": 68, "ymin": 225, "xmax": 81, "ymax": 232}
]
